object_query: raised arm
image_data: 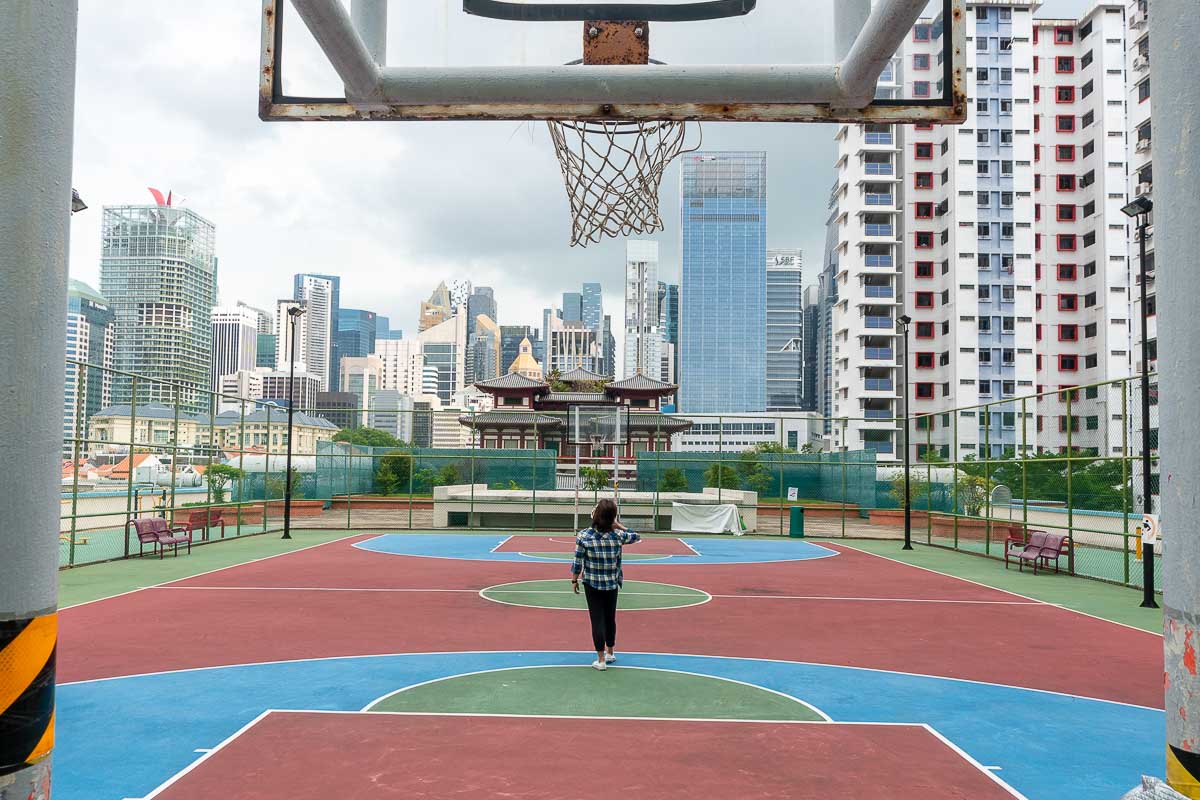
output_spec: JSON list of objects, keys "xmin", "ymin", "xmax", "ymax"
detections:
[{"xmin": 614, "ymin": 522, "xmax": 641, "ymax": 545}]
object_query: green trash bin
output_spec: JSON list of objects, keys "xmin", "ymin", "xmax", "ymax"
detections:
[{"xmin": 789, "ymin": 506, "xmax": 805, "ymax": 538}]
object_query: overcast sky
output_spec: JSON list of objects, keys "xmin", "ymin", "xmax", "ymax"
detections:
[{"xmin": 67, "ymin": 0, "xmax": 1091, "ymax": 343}]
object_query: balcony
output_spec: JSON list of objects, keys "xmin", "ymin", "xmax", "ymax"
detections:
[
  {"xmin": 1133, "ymin": 54, "xmax": 1149, "ymax": 72},
  {"xmin": 1135, "ymin": 138, "xmax": 1152, "ymax": 154},
  {"xmin": 864, "ymin": 224, "xmax": 895, "ymax": 237},
  {"xmin": 864, "ymin": 408, "xmax": 895, "ymax": 420},
  {"xmin": 864, "ymin": 316, "xmax": 893, "ymax": 329},
  {"xmin": 865, "ymin": 347, "xmax": 895, "ymax": 360},
  {"xmin": 864, "ymin": 439, "xmax": 895, "ymax": 455},
  {"xmin": 865, "ymin": 193, "xmax": 895, "ymax": 206},
  {"xmin": 864, "ymin": 132, "xmax": 894, "ymax": 146},
  {"xmin": 864, "ymin": 378, "xmax": 895, "ymax": 392},
  {"xmin": 864, "ymin": 254, "xmax": 894, "ymax": 268},
  {"xmin": 864, "ymin": 285, "xmax": 894, "ymax": 299},
  {"xmin": 864, "ymin": 162, "xmax": 894, "ymax": 176}
]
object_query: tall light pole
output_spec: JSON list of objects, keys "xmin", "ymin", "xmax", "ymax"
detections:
[
  {"xmin": 1121, "ymin": 195, "xmax": 1157, "ymax": 609},
  {"xmin": 897, "ymin": 314, "xmax": 913, "ymax": 550},
  {"xmin": 282, "ymin": 305, "xmax": 306, "ymax": 540}
]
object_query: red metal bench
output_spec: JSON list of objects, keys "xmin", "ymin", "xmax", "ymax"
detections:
[
  {"xmin": 131, "ymin": 517, "xmax": 192, "ymax": 559},
  {"xmin": 1004, "ymin": 529, "xmax": 1068, "ymax": 574},
  {"xmin": 181, "ymin": 509, "xmax": 226, "ymax": 541}
]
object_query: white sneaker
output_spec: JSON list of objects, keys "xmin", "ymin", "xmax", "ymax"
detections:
[
  {"xmin": 591, "ymin": 659, "xmax": 607, "ymax": 671},
  {"xmin": 605, "ymin": 653, "xmax": 617, "ymax": 664}
]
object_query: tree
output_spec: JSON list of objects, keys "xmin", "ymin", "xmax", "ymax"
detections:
[
  {"xmin": 436, "ymin": 464, "xmax": 461, "ymax": 487},
  {"xmin": 205, "ymin": 463, "xmax": 244, "ymax": 504},
  {"xmin": 581, "ymin": 466, "xmax": 611, "ymax": 491},
  {"xmin": 334, "ymin": 427, "xmax": 405, "ymax": 448},
  {"xmin": 657, "ymin": 468, "xmax": 688, "ymax": 493},
  {"xmin": 957, "ymin": 473, "xmax": 990, "ymax": 516},
  {"xmin": 265, "ymin": 468, "xmax": 305, "ymax": 500},
  {"xmin": 889, "ymin": 469, "xmax": 931, "ymax": 509},
  {"xmin": 374, "ymin": 451, "xmax": 412, "ymax": 496},
  {"xmin": 704, "ymin": 462, "xmax": 740, "ymax": 490}
]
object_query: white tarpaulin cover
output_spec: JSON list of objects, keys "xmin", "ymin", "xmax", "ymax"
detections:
[{"xmin": 671, "ymin": 503, "xmax": 743, "ymax": 535}]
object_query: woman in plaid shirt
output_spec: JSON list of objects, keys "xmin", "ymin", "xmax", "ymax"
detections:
[{"xmin": 571, "ymin": 498, "xmax": 642, "ymax": 671}]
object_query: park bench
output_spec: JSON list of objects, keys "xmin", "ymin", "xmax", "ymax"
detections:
[
  {"xmin": 180, "ymin": 509, "xmax": 226, "ymax": 541},
  {"xmin": 1004, "ymin": 529, "xmax": 1068, "ymax": 574},
  {"xmin": 131, "ymin": 517, "xmax": 192, "ymax": 559}
]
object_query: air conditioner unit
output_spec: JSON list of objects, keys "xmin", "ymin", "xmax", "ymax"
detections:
[
  {"xmin": 1136, "ymin": 182, "xmax": 1153, "ymax": 197},
  {"xmin": 1133, "ymin": 55, "xmax": 1149, "ymax": 71},
  {"xmin": 1135, "ymin": 138, "xmax": 1152, "ymax": 153},
  {"xmin": 1130, "ymin": 13, "xmax": 1145, "ymax": 29}
]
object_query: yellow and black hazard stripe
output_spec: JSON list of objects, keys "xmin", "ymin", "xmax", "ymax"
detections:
[
  {"xmin": 0, "ymin": 614, "xmax": 56, "ymax": 776},
  {"xmin": 1169, "ymin": 744, "xmax": 1200, "ymax": 799}
]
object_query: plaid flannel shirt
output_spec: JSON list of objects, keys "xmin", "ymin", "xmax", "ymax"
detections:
[{"xmin": 571, "ymin": 527, "xmax": 641, "ymax": 590}]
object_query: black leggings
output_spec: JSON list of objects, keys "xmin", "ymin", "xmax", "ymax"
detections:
[{"xmin": 583, "ymin": 584, "xmax": 619, "ymax": 653}]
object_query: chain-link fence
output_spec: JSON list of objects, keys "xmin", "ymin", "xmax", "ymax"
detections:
[{"xmin": 59, "ymin": 359, "xmax": 1159, "ymax": 591}]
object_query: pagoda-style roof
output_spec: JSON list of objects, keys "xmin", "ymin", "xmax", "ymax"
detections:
[
  {"xmin": 625, "ymin": 413, "xmax": 693, "ymax": 433},
  {"xmin": 556, "ymin": 366, "xmax": 610, "ymax": 384},
  {"xmin": 607, "ymin": 374, "xmax": 678, "ymax": 393},
  {"xmin": 544, "ymin": 392, "xmax": 612, "ymax": 404},
  {"xmin": 460, "ymin": 411, "xmax": 563, "ymax": 428},
  {"xmin": 473, "ymin": 372, "xmax": 549, "ymax": 391}
]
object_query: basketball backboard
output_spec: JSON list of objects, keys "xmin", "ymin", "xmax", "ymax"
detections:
[{"xmin": 260, "ymin": 0, "xmax": 966, "ymax": 124}]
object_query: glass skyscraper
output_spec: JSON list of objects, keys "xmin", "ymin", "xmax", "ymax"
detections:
[
  {"xmin": 336, "ymin": 308, "xmax": 378, "ymax": 362},
  {"xmin": 679, "ymin": 152, "xmax": 768, "ymax": 413},
  {"xmin": 765, "ymin": 249, "xmax": 805, "ymax": 411},
  {"xmin": 100, "ymin": 204, "xmax": 217, "ymax": 412}
]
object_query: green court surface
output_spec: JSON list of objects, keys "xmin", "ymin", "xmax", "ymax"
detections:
[
  {"xmin": 368, "ymin": 666, "xmax": 824, "ymax": 721},
  {"xmin": 481, "ymin": 580, "xmax": 710, "ymax": 610},
  {"xmin": 58, "ymin": 530, "xmax": 359, "ymax": 607},
  {"xmin": 839, "ymin": 539, "xmax": 1163, "ymax": 633}
]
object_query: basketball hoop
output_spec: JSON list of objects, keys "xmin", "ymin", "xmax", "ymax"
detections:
[{"xmin": 547, "ymin": 118, "xmax": 701, "ymax": 247}]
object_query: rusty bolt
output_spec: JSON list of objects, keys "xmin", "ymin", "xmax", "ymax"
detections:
[
  {"xmin": 588, "ymin": 26, "xmax": 600, "ymax": 38},
  {"xmin": 635, "ymin": 27, "xmax": 645, "ymax": 38}
]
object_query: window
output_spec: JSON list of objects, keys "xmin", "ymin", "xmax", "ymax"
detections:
[
  {"xmin": 914, "ymin": 142, "xmax": 933, "ymax": 159},
  {"xmin": 1085, "ymin": 354, "xmax": 1099, "ymax": 369},
  {"xmin": 1057, "ymin": 204, "xmax": 1076, "ymax": 222},
  {"xmin": 1000, "ymin": 68, "xmax": 1012, "ymax": 82},
  {"xmin": 1002, "ymin": 222, "xmax": 1015, "ymax": 239},
  {"xmin": 1080, "ymin": 78, "xmax": 1094, "ymax": 99},
  {"xmin": 1056, "ymin": 145, "xmax": 1076, "ymax": 162},
  {"xmin": 1058, "ymin": 174, "xmax": 1077, "ymax": 191},
  {"xmin": 977, "ymin": 191, "xmax": 990, "ymax": 207},
  {"xmin": 1058, "ymin": 263, "xmax": 1077, "ymax": 280},
  {"xmin": 1003, "ymin": 381, "xmax": 1016, "ymax": 396},
  {"xmin": 916, "ymin": 382, "xmax": 935, "ymax": 399},
  {"xmin": 915, "ymin": 291, "xmax": 935, "ymax": 308},
  {"xmin": 1083, "ymin": 230, "xmax": 1096, "ymax": 247},
  {"xmin": 1059, "ymin": 354, "xmax": 1079, "ymax": 371},
  {"xmin": 975, "ymin": 6, "xmax": 988, "ymax": 19},
  {"xmin": 979, "ymin": 349, "xmax": 993, "ymax": 365},
  {"xmin": 976, "ymin": 98, "xmax": 989, "ymax": 113},
  {"xmin": 1082, "ymin": 109, "xmax": 1095, "ymax": 128},
  {"xmin": 1002, "ymin": 317, "xmax": 1015, "ymax": 333},
  {"xmin": 1056, "ymin": 57, "xmax": 1075, "ymax": 74},
  {"xmin": 979, "ymin": 317, "xmax": 993, "ymax": 333},
  {"xmin": 1000, "ymin": 7, "xmax": 1012, "ymax": 20},
  {"xmin": 1084, "ymin": 322, "xmax": 1098, "ymax": 338},
  {"xmin": 977, "ymin": 129, "xmax": 990, "ymax": 144},
  {"xmin": 915, "ymin": 261, "xmax": 934, "ymax": 278},
  {"xmin": 915, "ymin": 202, "xmax": 934, "ymax": 219},
  {"xmin": 978, "ymin": 253, "xmax": 991, "ymax": 269},
  {"xmin": 1059, "ymin": 324, "xmax": 1079, "ymax": 341},
  {"xmin": 1083, "ymin": 200, "xmax": 1095, "ymax": 216},
  {"xmin": 1000, "ymin": 37, "xmax": 1012, "ymax": 51},
  {"xmin": 1138, "ymin": 78, "xmax": 1151, "ymax": 103},
  {"xmin": 979, "ymin": 380, "xmax": 993, "ymax": 395},
  {"xmin": 1035, "ymin": 173, "xmax": 1042, "ymax": 190},
  {"xmin": 977, "ymin": 67, "xmax": 989, "ymax": 84},
  {"xmin": 977, "ymin": 161, "xmax": 990, "ymax": 176},
  {"xmin": 977, "ymin": 36, "xmax": 990, "ymax": 52},
  {"xmin": 978, "ymin": 222, "xmax": 991, "ymax": 237},
  {"xmin": 979, "ymin": 285, "xmax": 992, "ymax": 300},
  {"xmin": 1082, "ymin": 261, "xmax": 1096, "ymax": 278},
  {"xmin": 914, "ymin": 172, "xmax": 934, "ymax": 189},
  {"xmin": 915, "ymin": 352, "xmax": 935, "ymax": 369},
  {"xmin": 913, "ymin": 54, "xmax": 931, "ymax": 70},
  {"xmin": 1000, "ymin": 160, "xmax": 1013, "ymax": 176},
  {"xmin": 1058, "ymin": 294, "xmax": 1078, "ymax": 311},
  {"xmin": 914, "ymin": 122, "xmax": 934, "ymax": 130},
  {"xmin": 916, "ymin": 321, "xmax": 935, "ymax": 338},
  {"xmin": 914, "ymin": 24, "xmax": 931, "ymax": 41},
  {"xmin": 1082, "ymin": 140, "xmax": 1094, "ymax": 158},
  {"xmin": 1084, "ymin": 291, "xmax": 1097, "ymax": 308},
  {"xmin": 1055, "ymin": 26, "xmax": 1074, "ymax": 44},
  {"xmin": 1035, "ymin": 143, "xmax": 1041, "ymax": 162},
  {"xmin": 1000, "ymin": 130, "xmax": 1013, "ymax": 145},
  {"xmin": 1000, "ymin": 99, "xmax": 1013, "ymax": 113},
  {"xmin": 1056, "ymin": 114, "xmax": 1075, "ymax": 132},
  {"xmin": 1036, "ymin": 293, "xmax": 1043, "ymax": 310},
  {"xmin": 915, "ymin": 232, "xmax": 934, "ymax": 249},
  {"xmin": 913, "ymin": 81, "xmax": 931, "ymax": 98},
  {"xmin": 1059, "ymin": 416, "xmax": 1080, "ymax": 433},
  {"xmin": 1057, "ymin": 234, "xmax": 1077, "ymax": 251},
  {"xmin": 1079, "ymin": 20, "xmax": 1092, "ymax": 39}
]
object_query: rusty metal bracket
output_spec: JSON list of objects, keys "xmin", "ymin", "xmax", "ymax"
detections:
[{"xmin": 583, "ymin": 21, "xmax": 650, "ymax": 67}]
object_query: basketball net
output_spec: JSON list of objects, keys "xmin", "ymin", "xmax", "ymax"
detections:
[{"xmin": 547, "ymin": 119, "xmax": 701, "ymax": 247}]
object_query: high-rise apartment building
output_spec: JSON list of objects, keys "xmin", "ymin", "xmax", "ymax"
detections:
[
  {"xmin": 679, "ymin": 152, "xmax": 768, "ymax": 413},
  {"xmin": 210, "ymin": 307, "xmax": 259, "ymax": 392},
  {"xmin": 100, "ymin": 202, "xmax": 217, "ymax": 412},
  {"xmin": 293, "ymin": 274, "xmax": 338, "ymax": 390},
  {"xmin": 823, "ymin": 1, "xmax": 1130, "ymax": 462},
  {"xmin": 63, "ymin": 280, "xmax": 115, "ymax": 456},
  {"xmin": 623, "ymin": 241, "xmax": 662, "ymax": 378},
  {"xmin": 373, "ymin": 337, "xmax": 426, "ymax": 397},
  {"xmin": 766, "ymin": 249, "xmax": 805, "ymax": 412}
]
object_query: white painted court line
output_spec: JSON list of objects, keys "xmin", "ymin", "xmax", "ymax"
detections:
[
  {"xmin": 678, "ymin": 538, "xmax": 702, "ymax": 556},
  {"xmin": 835, "ymin": 543, "xmax": 1163, "ymax": 637},
  {"xmin": 141, "ymin": 710, "xmax": 273, "ymax": 799},
  {"xmin": 924, "ymin": 724, "xmax": 1028, "ymax": 799},
  {"xmin": 60, "ymin": 532, "xmax": 367, "ymax": 612},
  {"xmin": 488, "ymin": 535, "xmax": 514, "ymax": 553},
  {"xmin": 359, "ymin": 664, "xmax": 832, "ymax": 721}
]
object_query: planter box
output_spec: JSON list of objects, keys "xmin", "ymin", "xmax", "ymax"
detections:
[
  {"xmin": 265, "ymin": 500, "xmax": 325, "ymax": 518},
  {"xmin": 328, "ymin": 496, "xmax": 435, "ymax": 511},
  {"xmin": 868, "ymin": 509, "xmax": 930, "ymax": 527}
]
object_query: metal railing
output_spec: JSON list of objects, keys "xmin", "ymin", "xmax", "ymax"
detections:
[{"xmin": 58, "ymin": 360, "xmax": 1160, "ymax": 593}]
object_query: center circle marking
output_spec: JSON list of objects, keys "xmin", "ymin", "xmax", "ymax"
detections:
[{"xmin": 479, "ymin": 579, "xmax": 711, "ymax": 611}]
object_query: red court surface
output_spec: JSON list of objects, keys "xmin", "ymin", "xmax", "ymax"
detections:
[
  {"xmin": 493, "ymin": 534, "xmax": 698, "ymax": 555},
  {"xmin": 58, "ymin": 537, "xmax": 1161, "ymax": 708},
  {"xmin": 153, "ymin": 711, "xmax": 1016, "ymax": 800}
]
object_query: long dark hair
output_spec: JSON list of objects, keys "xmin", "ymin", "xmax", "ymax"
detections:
[{"xmin": 591, "ymin": 499, "xmax": 618, "ymax": 532}]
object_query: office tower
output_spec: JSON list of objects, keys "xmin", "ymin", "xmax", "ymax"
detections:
[
  {"xmin": 582, "ymin": 283, "xmax": 603, "ymax": 332},
  {"xmin": 63, "ymin": 280, "xmax": 115, "ymax": 456},
  {"xmin": 238, "ymin": 301, "xmax": 274, "ymax": 335},
  {"xmin": 765, "ymin": 249, "xmax": 805, "ymax": 411},
  {"xmin": 623, "ymin": 241, "xmax": 662, "ymax": 378},
  {"xmin": 336, "ymin": 308, "xmax": 378, "ymax": 367},
  {"xmin": 210, "ymin": 307, "xmax": 259, "ymax": 392},
  {"xmin": 468, "ymin": 286, "xmax": 497, "ymax": 328},
  {"xmin": 313, "ymin": 391, "xmax": 360, "ymax": 430},
  {"xmin": 679, "ymin": 152, "xmax": 768, "ymax": 413},
  {"xmin": 293, "ymin": 274, "xmax": 337, "ymax": 390},
  {"xmin": 340, "ymin": 355, "xmax": 386, "ymax": 426},
  {"xmin": 419, "ymin": 282, "xmax": 453, "ymax": 332},
  {"xmin": 658, "ymin": 281, "xmax": 680, "ymax": 385},
  {"xmin": 418, "ymin": 313, "xmax": 468, "ymax": 403},
  {"xmin": 274, "ymin": 300, "xmax": 310, "ymax": 375},
  {"xmin": 602, "ymin": 315, "xmax": 617, "ymax": 378},
  {"xmin": 375, "ymin": 315, "xmax": 403, "ymax": 341},
  {"xmin": 802, "ymin": 284, "xmax": 820, "ymax": 413},
  {"xmin": 467, "ymin": 314, "xmax": 501, "ymax": 385},
  {"xmin": 256, "ymin": 334, "xmax": 277, "ymax": 368},
  {"xmin": 546, "ymin": 315, "xmax": 606, "ymax": 376},
  {"xmin": 562, "ymin": 292, "xmax": 583, "ymax": 324},
  {"xmin": 369, "ymin": 390, "xmax": 414, "ymax": 442},
  {"xmin": 500, "ymin": 325, "xmax": 540, "ymax": 375},
  {"xmin": 374, "ymin": 338, "xmax": 426, "ymax": 397},
  {"xmin": 100, "ymin": 201, "xmax": 217, "ymax": 412}
]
